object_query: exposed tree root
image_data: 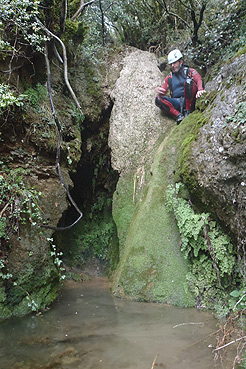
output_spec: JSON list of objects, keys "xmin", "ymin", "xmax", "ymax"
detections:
[{"xmin": 41, "ymin": 43, "xmax": 83, "ymax": 231}]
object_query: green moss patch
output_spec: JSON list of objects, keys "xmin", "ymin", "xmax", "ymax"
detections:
[
  {"xmin": 111, "ymin": 114, "xmax": 212, "ymax": 306},
  {"xmin": 178, "ymin": 112, "xmax": 209, "ymax": 195}
]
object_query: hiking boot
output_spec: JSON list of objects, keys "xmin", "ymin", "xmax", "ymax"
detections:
[{"xmin": 176, "ymin": 113, "xmax": 184, "ymax": 125}]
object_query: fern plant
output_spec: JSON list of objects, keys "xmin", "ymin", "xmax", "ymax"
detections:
[{"xmin": 166, "ymin": 183, "xmax": 237, "ymax": 309}]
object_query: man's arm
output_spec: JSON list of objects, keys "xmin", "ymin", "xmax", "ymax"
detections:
[
  {"xmin": 155, "ymin": 75, "xmax": 169, "ymax": 96},
  {"xmin": 191, "ymin": 69, "xmax": 206, "ymax": 98}
]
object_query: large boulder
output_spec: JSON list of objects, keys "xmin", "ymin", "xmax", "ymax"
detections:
[{"xmin": 109, "ymin": 49, "xmax": 195, "ymax": 306}]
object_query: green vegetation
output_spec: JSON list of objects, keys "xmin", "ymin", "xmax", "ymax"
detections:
[
  {"xmin": 178, "ymin": 111, "xmax": 209, "ymax": 195},
  {"xmin": 166, "ymin": 183, "xmax": 238, "ymax": 314},
  {"xmin": 0, "ymin": 84, "xmax": 26, "ymax": 112},
  {"xmin": 0, "ymin": 167, "xmax": 42, "ymax": 240},
  {"xmin": 0, "ymin": 0, "xmax": 245, "ymax": 80},
  {"xmin": 72, "ymin": 220, "xmax": 115, "ymax": 262},
  {"xmin": 68, "ymin": 102, "xmax": 85, "ymax": 128},
  {"xmin": 22, "ymin": 83, "xmax": 82, "ymax": 163},
  {"xmin": 24, "ymin": 83, "xmax": 47, "ymax": 111},
  {"xmin": 0, "ymin": 0, "xmax": 45, "ymax": 52},
  {"xmin": 0, "ymin": 165, "xmax": 61, "ymax": 317},
  {"xmin": 47, "ymin": 238, "xmax": 66, "ymax": 281},
  {"xmin": 0, "ymin": 259, "xmax": 12, "ymax": 280},
  {"xmin": 225, "ymin": 102, "xmax": 246, "ymax": 128},
  {"xmin": 56, "ymin": 192, "xmax": 118, "ymax": 275},
  {"xmin": 0, "ymin": 0, "xmax": 244, "ymax": 137}
]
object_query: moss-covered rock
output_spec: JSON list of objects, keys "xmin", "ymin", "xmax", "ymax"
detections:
[
  {"xmin": 0, "ymin": 57, "xmax": 81, "ymax": 320},
  {"xmin": 178, "ymin": 111, "xmax": 209, "ymax": 197},
  {"xmin": 0, "ymin": 224, "xmax": 60, "ymax": 320},
  {"xmin": 109, "ymin": 49, "xmax": 200, "ymax": 306},
  {"xmin": 112, "ymin": 120, "xmax": 198, "ymax": 306}
]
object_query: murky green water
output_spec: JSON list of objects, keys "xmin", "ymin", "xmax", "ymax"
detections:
[{"xmin": 0, "ymin": 278, "xmax": 234, "ymax": 369}]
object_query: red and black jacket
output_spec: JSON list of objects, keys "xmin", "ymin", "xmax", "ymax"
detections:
[{"xmin": 161, "ymin": 65, "xmax": 204, "ymax": 98}]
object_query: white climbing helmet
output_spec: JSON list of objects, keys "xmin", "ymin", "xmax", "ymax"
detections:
[{"xmin": 168, "ymin": 49, "xmax": 183, "ymax": 64}]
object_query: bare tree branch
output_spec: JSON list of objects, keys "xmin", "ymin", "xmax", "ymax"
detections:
[
  {"xmin": 177, "ymin": 0, "xmax": 192, "ymax": 11},
  {"xmin": 213, "ymin": 336, "xmax": 246, "ymax": 352},
  {"xmin": 71, "ymin": 0, "xmax": 95, "ymax": 20},
  {"xmin": 169, "ymin": 10, "xmax": 191, "ymax": 28},
  {"xmin": 63, "ymin": 0, "xmax": 68, "ymax": 32},
  {"xmin": 156, "ymin": 0, "xmax": 191, "ymax": 28},
  {"xmin": 35, "ymin": 17, "xmax": 82, "ymax": 114},
  {"xmin": 104, "ymin": 1, "xmax": 115, "ymax": 13},
  {"xmin": 99, "ymin": 0, "xmax": 106, "ymax": 46},
  {"xmin": 183, "ymin": 0, "xmax": 207, "ymax": 46},
  {"xmin": 156, "ymin": 0, "xmax": 167, "ymax": 12},
  {"xmin": 142, "ymin": 0, "xmax": 155, "ymax": 13},
  {"xmin": 198, "ymin": 2, "xmax": 206, "ymax": 27},
  {"xmin": 53, "ymin": 43, "xmax": 63, "ymax": 64}
]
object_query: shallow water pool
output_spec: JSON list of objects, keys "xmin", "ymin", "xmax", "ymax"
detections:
[{"xmin": 0, "ymin": 278, "xmax": 234, "ymax": 369}]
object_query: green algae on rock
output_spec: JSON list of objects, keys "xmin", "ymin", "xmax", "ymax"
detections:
[{"xmin": 112, "ymin": 125, "xmax": 196, "ymax": 306}]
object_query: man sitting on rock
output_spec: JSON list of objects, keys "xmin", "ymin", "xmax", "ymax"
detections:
[{"xmin": 155, "ymin": 49, "xmax": 206, "ymax": 124}]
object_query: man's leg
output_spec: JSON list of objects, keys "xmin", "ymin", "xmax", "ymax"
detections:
[
  {"xmin": 155, "ymin": 96, "xmax": 184, "ymax": 124},
  {"xmin": 184, "ymin": 78, "xmax": 197, "ymax": 116}
]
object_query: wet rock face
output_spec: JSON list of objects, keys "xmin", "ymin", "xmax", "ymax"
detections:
[
  {"xmin": 108, "ymin": 49, "xmax": 195, "ymax": 306},
  {"xmin": 189, "ymin": 54, "xmax": 246, "ymax": 238}
]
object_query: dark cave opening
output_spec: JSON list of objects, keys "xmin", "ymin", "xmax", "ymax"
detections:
[
  {"xmin": 71, "ymin": 105, "xmax": 118, "ymax": 217},
  {"xmin": 54, "ymin": 102, "xmax": 120, "ymax": 276}
]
